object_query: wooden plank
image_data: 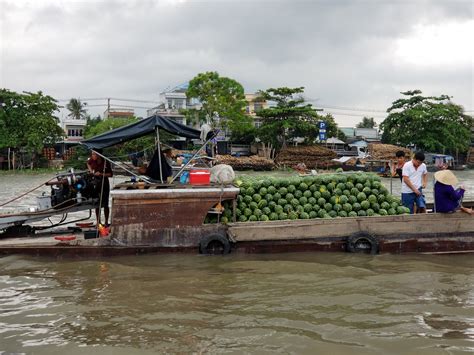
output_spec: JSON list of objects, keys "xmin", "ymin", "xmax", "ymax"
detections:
[{"xmin": 228, "ymin": 212, "xmax": 474, "ymax": 242}]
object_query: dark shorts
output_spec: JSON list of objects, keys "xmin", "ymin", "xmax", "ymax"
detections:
[
  {"xmin": 93, "ymin": 177, "xmax": 110, "ymax": 207},
  {"xmin": 402, "ymin": 189, "xmax": 426, "ymax": 214}
]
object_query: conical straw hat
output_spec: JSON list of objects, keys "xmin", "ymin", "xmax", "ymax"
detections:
[{"xmin": 434, "ymin": 170, "xmax": 458, "ymax": 186}]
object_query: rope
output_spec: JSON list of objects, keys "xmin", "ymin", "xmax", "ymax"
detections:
[{"xmin": 0, "ymin": 176, "xmax": 56, "ymax": 207}]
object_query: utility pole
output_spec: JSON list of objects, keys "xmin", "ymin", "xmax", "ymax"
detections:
[{"xmin": 107, "ymin": 98, "xmax": 110, "ymax": 118}]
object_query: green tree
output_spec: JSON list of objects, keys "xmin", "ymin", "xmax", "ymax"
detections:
[
  {"xmin": 380, "ymin": 90, "xmax": 472, "ymax": 153},
  {"xmin": 185, "ymin": 71, "xmax": 247, "ymax": 129},
  {"xmin": 66, "ymin": 98, "xmax": 87, "ymax": 120},
  {"xmin": 255, "ymin": 87, "xmax": 345, "ymax": 149},
  {"xmin": 0, "ymin": 89, "xmax": 64, "ymax": 168},
  {"xmin": 356, "ymin": 116, "xmax": 377, "ymax": 128}
]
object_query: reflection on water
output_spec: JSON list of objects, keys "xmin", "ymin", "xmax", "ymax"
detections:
[{"xmin": 0, "ymin": 253, "xmax": 473, "ymax": 354}]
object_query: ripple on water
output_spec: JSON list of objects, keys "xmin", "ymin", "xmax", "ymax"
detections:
[{"xmin": 0, "ymin": 253, "xmax": 472, "ymax": 353}]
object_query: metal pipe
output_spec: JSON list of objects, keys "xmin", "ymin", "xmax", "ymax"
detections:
[
  {"xmin": 91, "ymin": 150, "xmax": 141, "ymax": 180},
  {"xmin": 156, "ymin": 128, "xmax": 163, "ymax": 183},
  {"xmin": 389, "ymin": 160, "xmax": 393, "ymax": 195}
]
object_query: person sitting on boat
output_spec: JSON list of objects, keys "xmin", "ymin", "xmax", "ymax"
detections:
[
  {"xmin": 434, "ymin": 170, "xmax": 473, "ymax": 215},
  {"xmin": 87, "ymin": 150, "xmax": 113, "ymax": 226},
  {"xmin": 392, "ymin": 150, "xmax": 406, "ymax": 182},
  {"xmin": 401, "ymin": 151, "xmax": 427, "ymax": 214},
  {"xmin": 144, "ymin": 147, "xmax": 174, "ymax": 183}
]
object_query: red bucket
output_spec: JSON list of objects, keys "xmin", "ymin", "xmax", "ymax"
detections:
[{"xmin": 189, "ymin": 169, "xmax": 210, "ymax": 185}]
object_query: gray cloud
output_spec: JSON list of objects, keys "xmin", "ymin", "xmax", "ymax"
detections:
[{"xmin": 1, "ymin": 0, "xmax": 472, "ymax": 125}]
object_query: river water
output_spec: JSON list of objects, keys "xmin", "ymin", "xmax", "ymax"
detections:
[{"xmin": 0, "ymin": 172, "xmax": 474, "ymax": 354}]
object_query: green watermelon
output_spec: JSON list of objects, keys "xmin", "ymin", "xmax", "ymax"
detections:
[
  {"xmin": 289, "ymin": 211, "xmax": 298, "ymax": 220},
  {"xmin": 269, "ymin": 212, "xmax": 278, "ymax": 220},
  {"xmin": 357, "ymin": 192, "xmax": 367, "ymax": 202},
  {"xmin": 333, "ymin": 204, "xmax": 342, "ymax": 212},
  {"xmin": 239, "ymin": 215, "xmax": 248, "ymax": 222},
  {"xmin": 368, "ymin": 195, "xmax": 377, "ymax": 203},
  {"xmin": 338, "ymin": 210, "xmax": 348, "ymax": 218},
  {"xmin": 300, "ymin": 212, "xmax": 310, "ymax": 219}
]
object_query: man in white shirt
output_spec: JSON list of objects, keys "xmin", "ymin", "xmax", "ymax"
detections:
[{"xmin": 401, "ymin": 151, "xmax": 428, "ymax": 214}]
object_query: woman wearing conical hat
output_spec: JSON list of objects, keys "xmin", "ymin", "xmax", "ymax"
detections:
[{"xmin": 434, "ymin": 169, "xmax": 473, "ymax": 214}]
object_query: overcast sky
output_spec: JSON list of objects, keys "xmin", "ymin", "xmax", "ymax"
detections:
[{"xmin": 1, "ymin": 0, "xmax": 473, "ymax": 126}]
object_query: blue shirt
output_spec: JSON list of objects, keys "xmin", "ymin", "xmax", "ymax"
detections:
[{"xmin": 434, "ymin": 182, "xmax": 464, "ymax": 213}]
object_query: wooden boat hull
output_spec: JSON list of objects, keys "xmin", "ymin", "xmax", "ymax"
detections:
[
  {"xmin": 228, "ymin": 213, "xmax": 474, "ymax": 254},
  {"xmin": 1, "ymin": 185, "xmax": 474, "ymax": 257}
]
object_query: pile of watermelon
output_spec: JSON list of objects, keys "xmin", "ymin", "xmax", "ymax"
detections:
[{"xmin": 213, "ymin": 172, "xmax": 410, "ymax": 224}]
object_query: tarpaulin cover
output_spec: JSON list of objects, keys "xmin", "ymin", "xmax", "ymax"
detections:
[{"xmin": 80, "ymin": 115, "xmax": 201, "ymax": 150}]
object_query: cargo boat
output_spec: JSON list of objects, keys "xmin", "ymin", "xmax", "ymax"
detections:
[
  {"xmin": 1, "ymin": 115, "xmax": 473, "ymax": 257},
  {"xmin": 1, "ymin": 182, "xmax": 474, "ymax": 257}
]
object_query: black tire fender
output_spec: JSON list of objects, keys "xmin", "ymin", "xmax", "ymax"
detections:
[
  {"xmin": 199, "ymin": 233, "xmax": 231, "ymax": 255},
  {"xmin": 346, "ymin": 232, "xmax": 379, "ymax": 255}
]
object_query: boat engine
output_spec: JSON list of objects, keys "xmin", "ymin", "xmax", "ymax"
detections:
[{"xmin": 47, "ymin": 169, "xmax": 98, "ymax": 209}]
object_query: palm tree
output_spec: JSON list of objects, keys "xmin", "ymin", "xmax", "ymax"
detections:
[{"xmin": 66, "ymin": 98, "xmax": 87, "ymax": 120}]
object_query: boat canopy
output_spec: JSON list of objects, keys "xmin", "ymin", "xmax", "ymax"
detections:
[{"xmin": 80, "ymin": 115, "xmax": 202, "ymax": 150}]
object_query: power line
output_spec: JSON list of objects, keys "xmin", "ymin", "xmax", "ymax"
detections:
[
  {"xmin": 57, "ymin": 97, "xmax": 160, "ymax": 104},
  {"xmin": 323, "ymin": 111, "xmax": 386, "ymax": 119}
]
